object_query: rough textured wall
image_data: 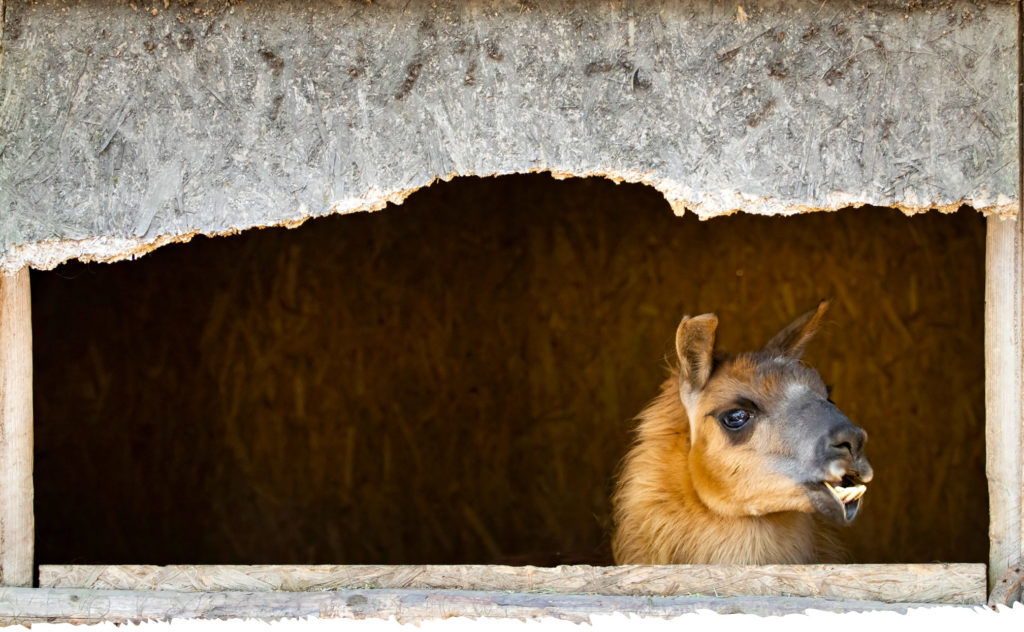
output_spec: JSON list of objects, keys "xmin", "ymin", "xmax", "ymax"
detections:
[
  {"xmin": 32, "ymin": 175, "xmax": 987, "ymax": 565},
  {"xmin": 0, "ymin": 0, "xmax": 1017, "ymax": 273}
]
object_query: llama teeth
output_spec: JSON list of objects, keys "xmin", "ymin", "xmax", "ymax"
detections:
[
  {"xmin": 848, "ymin": 484, "xmax": 867, "ymax": 501},
  {"xmin": 838, "ymin": 485, "xmax": 866, "ymax": 503},
  {"xmin": 824, "ymin": 482, "xmax": 866, "ymax": 503}
]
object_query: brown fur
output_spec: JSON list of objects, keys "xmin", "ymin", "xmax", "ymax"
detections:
[{"xmin": 612, "ymin": 305, "xmax": 855, "ymax": 565}]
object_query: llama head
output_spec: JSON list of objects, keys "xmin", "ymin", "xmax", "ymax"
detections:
[{"xmin": 675, "ymin": 301, "xmax": 873, "ymax": 525}]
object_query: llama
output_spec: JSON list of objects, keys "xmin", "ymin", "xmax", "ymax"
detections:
[{"xmin": 611, "ymin": 301, "xmax": 872, "ymax": 564}]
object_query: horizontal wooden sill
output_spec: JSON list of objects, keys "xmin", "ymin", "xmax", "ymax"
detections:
[
  {"xmin": 39, "ymin": 563, "xmax": 986, "ymax": 604},
  {"xmin": 0, "ymin": 586, "xmax": 970, "ymax": 624}
]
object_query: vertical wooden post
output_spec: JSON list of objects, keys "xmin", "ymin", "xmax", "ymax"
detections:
[
  {"xmin": 985, "ymin": 216, "xmax": 1024, "ymax": 593},
  {"xmin": 0, "ymin": 269, "xmax": 33, "ymax": 586}
]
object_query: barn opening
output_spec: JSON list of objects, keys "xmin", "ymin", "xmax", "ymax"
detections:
[{"xmin": 30, "ymin": 173, "xmax": 987, "ymax": 567}]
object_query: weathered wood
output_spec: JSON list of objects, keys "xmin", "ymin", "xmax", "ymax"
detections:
[
  {"xmin": 38, "ymin": 563, "xmax": 987, "ymax": 605},
  {"xmin": 988, "ymin": 563, "xmax": 1024, "ymax": 607},
  {"xmin": 0, "ymin": 0, "xmax": 1018, "ymax": 274},
  {"xmin": 985, "ymin": 216, "xmax": 1024, "ymax": 593},
  {"xmin": 0, "ymin": 0, "xmax": 5, "ymax": 69},
  {"xmin": 0, "ymin": 586, "xmax": 958, "ymax": 624},
  {"xmin": 0, "ymin": 270, "xmax": 32, "ymax": 587}
]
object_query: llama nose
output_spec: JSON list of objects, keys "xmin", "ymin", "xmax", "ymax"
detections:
[{"xmin": 829, "ymin": 423, "xmax": 867, "ymax": 461}]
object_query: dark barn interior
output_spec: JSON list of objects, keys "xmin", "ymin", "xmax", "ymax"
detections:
[{"xmin": 31, "ymin": 174, "xmax": 986, "ymax": 566}]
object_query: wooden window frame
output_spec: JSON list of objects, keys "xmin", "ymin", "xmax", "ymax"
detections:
[{"xmin": 0, "ymin": 215, "xmax": 1020, "ymax": 623}]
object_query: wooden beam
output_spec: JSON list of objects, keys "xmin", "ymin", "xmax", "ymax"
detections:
[
  {"xmin": 38, "ymin": 563, "xmax": 987, "ymax": 605},
  {"xmin": 985, "ymin": 216, "xmax": 1024, "ymax": 592},
  {"xmin": 0, "ymin": 586, "xmax": 958, "ymax": 624},
  {"xmin": 0, "ymin": 0, "xmax": 1019, "ymax": 276},
  {"xmin": 0, "ymin": 270, "xmax": 33, "ymax": 587}
]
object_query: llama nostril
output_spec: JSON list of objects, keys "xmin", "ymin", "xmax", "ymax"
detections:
[
  {"xmin": 828, "ymin": 423, "xmax": 866, "ymax": 459},
  {"xmin": 833, "ymin": 441, "xmax": 853, "ymax": 456}
]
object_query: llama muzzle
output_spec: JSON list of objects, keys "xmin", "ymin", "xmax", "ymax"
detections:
[{"xmin": 823, "ymin": 471, "xmax": 870, "ymax": 523}]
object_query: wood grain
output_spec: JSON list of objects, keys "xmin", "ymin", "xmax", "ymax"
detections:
[
  {"xmin": 0, "ymin": 0, "xmax": 1017, "ymax": 273},
  {"xmin": 38, "ymin": 563, "xmax": 987, "ymax": 604},
  {"xmin": 0, "ymin": 586, "xmax": 956, "ymax": 624},
  {"xmin": 0, "ymin": 270, "xmax": 33, "ymax": 586},
  {"xmin": 985, "ymin": 217, "xmax": 1024, "ymax": 592}
]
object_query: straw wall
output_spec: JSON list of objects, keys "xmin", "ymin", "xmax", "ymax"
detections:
[{"xmin": 31, "ymin": 174, "xmax": 986, "ymax": 565}]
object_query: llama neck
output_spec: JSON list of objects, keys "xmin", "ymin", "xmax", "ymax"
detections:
[{"xmin": 674, "ymin": 450, "xmax": 817, "ymax": 564}]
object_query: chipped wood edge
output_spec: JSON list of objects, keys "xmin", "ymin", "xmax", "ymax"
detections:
[
  {"xmin": 0, "ymin": 166, "xmax": 1017, "ymax": 275},
  {"xmin": 988, "ymin": 563, "xmax": 1024, "ymax": 607},
  {"xmin": 0, "ymin": 269, "xmax": 33, "ymax": 587},
  {"xmin": 38, "ymin": 563, "xmax": 988, "ymax": 605}
]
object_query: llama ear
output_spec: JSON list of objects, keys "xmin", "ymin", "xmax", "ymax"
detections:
[
  {"xmin": 762, "ymin": 300, "xmax": 830, "ymax": 359},
  {"xmin": 676, "ymin": 314, "xmax": 718, "ymax": 393}
]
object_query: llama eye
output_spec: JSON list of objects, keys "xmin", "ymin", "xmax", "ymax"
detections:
[{"xmin": 720, "ymin": 409, "xmax": 751, "ymax": 430}]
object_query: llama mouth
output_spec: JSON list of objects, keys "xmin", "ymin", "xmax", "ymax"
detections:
[{"xmin": 823, "ymin": 475, "xmax": 867, "ymax": 523}]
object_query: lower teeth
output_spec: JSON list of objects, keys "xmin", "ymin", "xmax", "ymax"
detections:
[{"xmin": 825, "ymin": 481, "xmax": 866, "ymax": 503}]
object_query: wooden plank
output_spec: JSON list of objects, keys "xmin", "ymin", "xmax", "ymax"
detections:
[
  {"xmin": 0, "ymin": 0, "xmax": 1019, "ymax": 274},
  {"xmin": 0, "ymin": 270, "xmax": 32, "ymax": 587},
  {"xmin": 0, "ymin": 586, "xmax": 957, "ymax": 624},
  {"xmin": 985, "ymin": 216, "xmax": 1024, "ymax": 591},
  {"xmin": 38, "ymin": 563, "xmax": 987, "ymax": 605}
]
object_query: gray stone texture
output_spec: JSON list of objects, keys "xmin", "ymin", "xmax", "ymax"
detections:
[{"xmin": 0, "ymin": 0, "xmax": 1018, "ymax": 272}]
